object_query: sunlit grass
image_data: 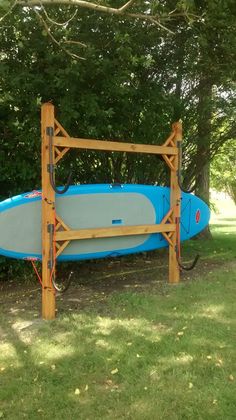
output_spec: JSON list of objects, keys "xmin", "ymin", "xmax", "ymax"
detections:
[
  {"xmin": 1, "ymin": 261, "xmax": 236, "ymax": 419},
  {"xmin": 0, "ymin": 202, "xmax": 235, "ymax": 419}
]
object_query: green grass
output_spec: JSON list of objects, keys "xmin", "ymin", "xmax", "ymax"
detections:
[{"xmin": 0, "ymin": 211, "xmax": 236, "ymax": 419}]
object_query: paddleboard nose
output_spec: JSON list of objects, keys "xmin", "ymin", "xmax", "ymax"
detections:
[{"xmin": 0, "ymin": 196, "xmax": 42, "ymax": 259}]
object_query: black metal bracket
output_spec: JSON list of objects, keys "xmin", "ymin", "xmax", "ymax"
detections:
[
  {"xmin": 175, "ymin": 216, "xmax": 199, "ymax": 271},
  {"xmin": 177, "ymin": 141, "xmax": 195, "ymax": 194},
  {"xmin": 47, "ymin": 223, "xmax": 54, "ymax": 270},
  {"xmin": 177, "ymin": 254, "xmax": 199, "ymax": 271},
  {"xmin": 47, "ymin": 126, "xmax": 72, "ymax": 195},
  {"xmin": 52, "ymin": 271, "xmax": 74, "ymax": 293},
  {"xmin": 47, "ymin": 223, "xmax": 54, "ymax": 234}
]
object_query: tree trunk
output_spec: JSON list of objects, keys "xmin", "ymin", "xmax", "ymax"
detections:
[
  {"xmin": 229, "ymin": 183, "xmax": 236, "ymax": 205},
  {"xmin": 195, "ymin": 161, "xmax": 212, "ymax": 239},
  {"xmin": 195, "ymin": 77, "xmax": 213, "ymax": 239}
]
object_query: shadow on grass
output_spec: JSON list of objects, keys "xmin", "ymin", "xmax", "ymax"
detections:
[{"xmin": 1, "ymin": 265, "xmax": 236, "ymax": 419}]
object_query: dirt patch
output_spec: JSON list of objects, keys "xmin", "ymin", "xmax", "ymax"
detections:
[{"xmin": 0, "ymin": 253, "xmax": 229, "ymax": 319}]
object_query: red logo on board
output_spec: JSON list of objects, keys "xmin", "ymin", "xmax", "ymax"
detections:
[
  {"xmin": 24, "ymin": 257, "xmax": 40, "ymax": 261},
  {"xmin": 24, "ymin": 190, "xmax": 42, "ymax": 199},
  {"xmin": 195, "ymin": 209, "xmax": 201, "ymax": 224}
]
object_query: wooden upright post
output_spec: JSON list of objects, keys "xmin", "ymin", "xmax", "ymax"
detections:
[
  {"xmin": 169, "ymin": 121, "xmax": 182, "ymax": 283},
  {"xmin": 40, "ymin": 102, "xmax": 182, "ymax": 319},
  {"xmin": 41, "ymin": 103, "xmax": 56, "ymax": 319}
]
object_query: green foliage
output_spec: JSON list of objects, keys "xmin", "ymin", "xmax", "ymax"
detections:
[
  {"xmin": 211, "ymin": 140, "xmax": 236, "ymax": 203},
  {"xmin": 0, "ymin": 2, "xmax": 236, "ymax": 274},
  {"xmin": 0, "ymin": 0, "xmax": 12, "ymax": 13}
]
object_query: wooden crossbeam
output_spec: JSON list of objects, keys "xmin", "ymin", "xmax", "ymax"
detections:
[
  {"xmin": 55, "ymin": 223, "xmax": 175, "ymax": 242},
  {"xmin": 53, "ymin": 136, "xmax": 178, "ymax": 156}
]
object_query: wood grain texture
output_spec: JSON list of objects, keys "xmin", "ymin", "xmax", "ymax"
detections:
[
  {"xmin": 53, "ymin": 136, "xmax": 178, "ymax": 156},
  {"xmin": 41, "ymin": 103, "xmax": 56, "ymax": 320},
  {"xmin": 55, "ymin": 223, "xmax": 176, "ymax": 241},
  {"xmin": 169, "ymin": 122, "xmax": 182, "ymax": 283}
]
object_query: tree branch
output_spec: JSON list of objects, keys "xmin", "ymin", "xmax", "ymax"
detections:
[
  {"xmin": 16, "ymin": 0, "xmax": 136, "ymax": 15},
  {"xmin": 119, "ymin": 0, "xmax": 136, "ymax": 13},
  {"xmin": 14, "ymin": 0, "xmax": 185, "ymax": 33},
  {"xmin": 42, "ymin": 5, "xmax": 78, "ymax": 26},
  {"xmin": 34, "ymin": 9, "xmax": 86, "ymax": 60},
  {"xmin": 0, "ymin": 0, "xmax": 18, "ymax": 22}
]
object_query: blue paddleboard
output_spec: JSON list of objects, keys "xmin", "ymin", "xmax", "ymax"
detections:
[{"xmin": 0, "ymin": 184, "xmax": 210, "ymax": 262}]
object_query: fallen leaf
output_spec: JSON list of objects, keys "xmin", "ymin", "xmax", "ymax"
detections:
[
  {"xmin": 105, "ymin": 379, "xmax": 113, "ymax": 386},
  {"xmin": 111, "ymin": 368, "xmax": 118, "ymax": 375}
]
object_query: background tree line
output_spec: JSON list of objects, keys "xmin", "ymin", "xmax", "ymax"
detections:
[{"xmin": 0, "ymin": 0, "xmax": 235, "ymax": 274}]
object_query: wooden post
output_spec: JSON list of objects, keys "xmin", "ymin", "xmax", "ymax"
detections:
[
  {"xmin": 169, "ymin": 121, "xmax": 182, "ymax": 283},
  {"xmin": 40, "ymin": 102, "xmax": 182, "ymax": 319},
  {"xmin": 41, "ymin": 103, "xmax": 56, "ymax": 319}
]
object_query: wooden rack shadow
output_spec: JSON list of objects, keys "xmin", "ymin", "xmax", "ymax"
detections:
[{"xmin": 41, "ymin": 103, "xmax": 182, "ymax": 320}]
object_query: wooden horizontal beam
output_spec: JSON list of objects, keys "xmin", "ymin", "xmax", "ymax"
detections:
[
  {"xmin": 53, "ymin": 136, "xmax": 178, "ymax": 156},
  {"xmin": 55, "ymin": 223, "xmax": 176, "ymax": 241}
]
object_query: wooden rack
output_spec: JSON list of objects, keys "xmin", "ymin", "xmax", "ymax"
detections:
[{"xmin": 41, "ymin": 103, "xmax": 182, "ymax": 320}]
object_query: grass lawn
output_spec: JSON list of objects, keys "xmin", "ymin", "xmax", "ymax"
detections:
[{"xmin": 0, "ymin": 201, "xmax": 235, "ymax": 419}]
